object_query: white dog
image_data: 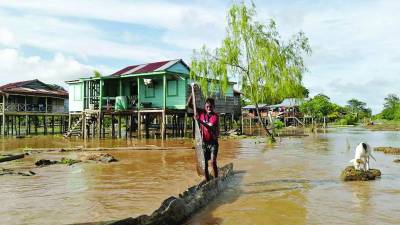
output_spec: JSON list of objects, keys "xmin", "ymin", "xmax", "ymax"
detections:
[{"xmin": 350, "ymin": 142, "xmax": 376, "ymax": 171}]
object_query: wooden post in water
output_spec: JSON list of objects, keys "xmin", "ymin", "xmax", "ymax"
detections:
[
  {"xmin": 130, "ymin": 113, "xmax": 134, "ymax": 138},
  {"xmin": 102, "ymin": 115, "xmax": 106, "ymax": 138},
  {"xmin": 183, "ymin": 112, "xmax": 188, "ymax": 138},
  {"xmin": 2, "ymin": 95, "xmax": 5, "ymax": 135},
  {"xmin": 35, "ymin": 116, "xmax": 38, "ymax": 135},
  {"xmin": 43, "ymin": 115, "xmax": 47, "ymax": 135},
  {"xmin": 161, "ymin": 74, "xmax": 166, "ymax": 139},
  {"xmin": 145, "ymin": 114, "xmax": 149, "ymax": 139},
  {"xmin": 118, "ymin": 114, "xmax": 122, "ymax": 138},
  {"xmin": 60, "ymin": 116, "xmax": 63, "ymax": 134},
  {"xmin": 18, "ymin": 116, "xmax": 21, "ymax": 135},
  {"xmin": 111, "ymin": 114, "xmax": 115, "ymax": 138},
  {"xmin": 125, "ymin": 115, "xmax": 128, "ymax": 139},
  {"xmin": 11, "ymin": 116, "xmax": 13, "ymax": 136},
  {"xmin": 51, "ymin": 115, "xmax": 55, "ymax": 134}
]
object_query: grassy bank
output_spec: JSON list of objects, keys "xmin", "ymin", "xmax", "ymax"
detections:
[{"xmin": 364, "ymin": 119, "xmax": 400, "ymax": 131}]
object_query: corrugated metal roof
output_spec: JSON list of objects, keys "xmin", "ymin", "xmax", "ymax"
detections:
[
  {"xmin": 0, "ymin": 79, "xmax": 68, "ymax": 98},
  {"xmin": 110, "ymin": 59, "xmax": 187, "ymax": 77}
]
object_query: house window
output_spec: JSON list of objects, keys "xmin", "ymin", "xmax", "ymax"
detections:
[
  {"xmin": 145, "ymin": 85, "xmax": 155, "ymax": 98},
  {"xmin": 74, "ymin": 84, "xmax": 82, "ymax": 101},
  {"xmin": 167, "ymin": 80, "xmax": 178, "ymax": 96}
]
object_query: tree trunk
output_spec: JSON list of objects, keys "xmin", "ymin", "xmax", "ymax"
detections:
[{"xmin": 254, "ymin": 103, "xmax": 275, "ymax": 141}]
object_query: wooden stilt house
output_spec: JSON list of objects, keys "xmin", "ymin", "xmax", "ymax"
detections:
[
  {"xmin": 0, "ymin": 79, "xmax": 69, "ymax": 136},
  {"xmin": 65, "ymin": 59, "xmax": 241, "ymax": 139}
]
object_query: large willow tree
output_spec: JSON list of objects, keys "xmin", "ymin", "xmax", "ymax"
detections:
[{"xmin": 190, "ymin": 2, "xmax": 311, "ymax": 141}]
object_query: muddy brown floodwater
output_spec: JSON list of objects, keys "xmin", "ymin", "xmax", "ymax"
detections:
[{"xmin": 1, "ymin": 128, "xmax": 400, "ymax": 225}]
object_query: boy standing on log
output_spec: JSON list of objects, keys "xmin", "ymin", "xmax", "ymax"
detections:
[{"xmin": 188, "ymin": 92, "xmax": 220, "ymax": 181}]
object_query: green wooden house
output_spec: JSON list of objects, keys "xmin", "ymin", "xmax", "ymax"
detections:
[{"xmin": 65, "ymin": 59, "xmax": 240, "ymax": 139}]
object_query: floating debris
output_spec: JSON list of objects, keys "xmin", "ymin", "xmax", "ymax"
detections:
[
  {"xmin": 35, "ymin": 159, "xmax": 58, "ymax": 167},
  {"xmin": 0, "ymin": 153, "xmax": 25, "ymax": 163},
  {"xmin": 0, "ymin": 168, "xmax": 35, "ymax": 176},
  {"xmin": 59, "ymin": 158, "xmax": 82, "ymax": 166},
  {"xmin": 374, "ymin": 147, "xmax": 400, "ymax": 154},
  {"xmin": 78, "ymin": 153, "xmax": 118, "ymax": 163},
  {"xmin": 341, "ymin": 166, "xmax": 381, "ymax": 181}
]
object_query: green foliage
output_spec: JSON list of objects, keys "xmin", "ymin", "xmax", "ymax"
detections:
[
  {"xmin": 274, "ymin": 119, "xmax": 284, "ymax": 129},
  {"xmin": 345, "ymin": 98, "xmax": 371, "ymax": 120},
  {"xmin": 300, "ymin": 94, "xmax": 370, "ymax": 125},
  {"xmin": 191, "ymin": 3, "xmax": 310, "ymax": 102},
  {"xmin": 299, "ymin": 94, "xmax": 333, "ymax": 118},
  {"xmin": 338, "ymin": 114, "xmax": 358, "ymax": 125},
  {"xmin": 190, "ymin": 2, "xmax": 311, "ymax": 138},
  {"xmin": 60, "ymin": 157, "xmax": 81, "ymax": 166},
  {"xmin": 93, "ymin": 70, "xmax": 102, "ymax": 78},
  {"xmin": 380, "ymin": 94, "xmax": 400, "ymax": 120}
]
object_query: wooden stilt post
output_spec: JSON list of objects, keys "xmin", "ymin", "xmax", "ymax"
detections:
[
  {"xmin": 98, "ymin": 113, "xmax": 102, "ymax": 138},
  {"xmin": 111, "ymin": 114, "xmax": 115, "ymax": 138},
  {"xmin": 60, "ymin": 116, "xmax": 63, "ymax": 134},
  {"xmin": 6, "ymin": 116, "xmax": 9, "ymax": 135},
  {"xmin": 28, "ymin": 116, "xmax": 31, "ymax": 135},
  {"xmin": 51, "ymin": 115, "xmax": 55, "ymax": 134},
  {"xmin": 145, "ymin": 114, "xmax": 149, "ymax": 139},
  {"xmin": 137, "ymin": 77, "xmax": 141, "ymax": 139},
  {"xmin": 2, "ymin": 95, "xmax": 5, "ymax": 135},
  {"xmin": 18, "ymin": 116, "xmax": 21, "ymax": 135},
  {"xmin": 130, "ymin": 113, "xmax": 134, "ymax": 138},
  {"xmin": 241, "ymin": 113, "xmax": 244, "ymax": 135},
  {"xmin": 25, "ymin": 115, "xmax": 29, "ymax": 135},
  {"xmin": 11, "ymin": 116, "xmax": 13, "ymax": 136},
  {"xmin": 137, "ymin": 112, "xmax": 141, "ymax": 139},
  {"xmin": 102, "ymin": 115, "xmax": 106, "ymax": 138},
  {"xmin": 125, "ymin": 115, "xmax": 128, "ymax": 139},
  {"xmin": 43, "ymin": 116, "xmax": 47, "ymax": 135},
  {"xmin": 183, "ymin": 112, "xmax": 188, "ymax": 138},
  {"xmin": 35, "ymin": 116, "xmax": 38, "ymax": 135},
  {"xmin": 162, "ymin": 74, "xmax": 166, "ymax": 140},
  {"xmin": 118, "ymin": 114, "xmax": 122, "ymax": 138}
]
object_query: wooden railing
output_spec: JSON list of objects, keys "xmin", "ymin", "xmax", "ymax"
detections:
[{"xmin": 3, "ymin": 103, "xmax": 67, "ymax": 113}]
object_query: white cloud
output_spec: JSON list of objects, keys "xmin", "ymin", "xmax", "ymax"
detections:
[
  {"xmin": 0, "ymin": 27, "xmax": 17, "ymax": 47},
  {"xmin": 0, "ymin": 48, "xmax": 101, "ymax": 87}
]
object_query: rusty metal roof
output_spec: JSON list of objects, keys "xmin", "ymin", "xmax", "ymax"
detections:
[
  {"xmin": 0, "ymin": 79, "xmax": 68, "ymax": 98},
  {"xmin": 110, "ymin": 59, "xmax": 189, "ymax": 77}
]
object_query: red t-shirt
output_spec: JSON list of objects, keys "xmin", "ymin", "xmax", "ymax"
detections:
[{"xmin": 198, "ymin": 111, "xmax": 219, "ymax": 143}]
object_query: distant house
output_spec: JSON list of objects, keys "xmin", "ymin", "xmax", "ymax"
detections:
[
  {"xmin": 65, "ymin": 59, "xmax": 241, "ymax": 138},
  {"xmin": 0, "ymin": 79, "xmax": 69, "ymax": 136},
  {"xmin": 242, "ymin": 98, "xmax": 305, "ymax": 126}
]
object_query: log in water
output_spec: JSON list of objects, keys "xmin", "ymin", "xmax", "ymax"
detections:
[{"xmin": 78, "ymin": 163, "xmax": 234, "ymax": 225}]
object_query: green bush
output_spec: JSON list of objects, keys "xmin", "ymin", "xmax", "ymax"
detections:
[
  {"xmin": 274, "ymin": 120, "xmax": 285, "ymax": 129},
  {"xmin": 338, "ymin": 114, "xmax": 358, "ymax": 125}
]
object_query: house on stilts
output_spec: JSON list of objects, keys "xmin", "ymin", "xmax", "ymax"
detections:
[
  {"xmin": 242, "ymin": 98, "xmax": 305, "ymax": 128},
  {"xmin": 65, "ymin": 59, "xmax": 241, "ymax": 139},
  {"xmin": 0, "ymin": 79, "xmax": 69, "ymax": 136}
]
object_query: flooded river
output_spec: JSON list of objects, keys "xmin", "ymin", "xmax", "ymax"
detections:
[{"xmin": 1, "ymin": 128, "xmax": 400, "ymax": 225}]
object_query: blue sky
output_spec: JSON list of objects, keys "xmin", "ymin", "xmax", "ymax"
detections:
[{"xmin": 0, "ymin": 0, "xmax": 399, "ymax": 113}]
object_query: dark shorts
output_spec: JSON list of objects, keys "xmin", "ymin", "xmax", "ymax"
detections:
[{"xmin": 203, "ymin": 141, "xmax": 218, "ymax": 161}]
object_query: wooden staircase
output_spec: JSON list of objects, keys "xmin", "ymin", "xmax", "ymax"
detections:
[
  {"xmin": 64, "ymin": 114, "xmax": 84, "ymax": 138},
  {"xmin": 286, "ymin": 116, "xmax": 304, "ymax": 126}
]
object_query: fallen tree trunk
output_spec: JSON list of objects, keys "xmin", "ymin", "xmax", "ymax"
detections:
[
  {"xmin": 0, "ymin": 153, "xmax": 25, "ymax": 163},
  {"xmin": 72, "ymin": 163, "xmax": 234, "ymax": 225}
]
